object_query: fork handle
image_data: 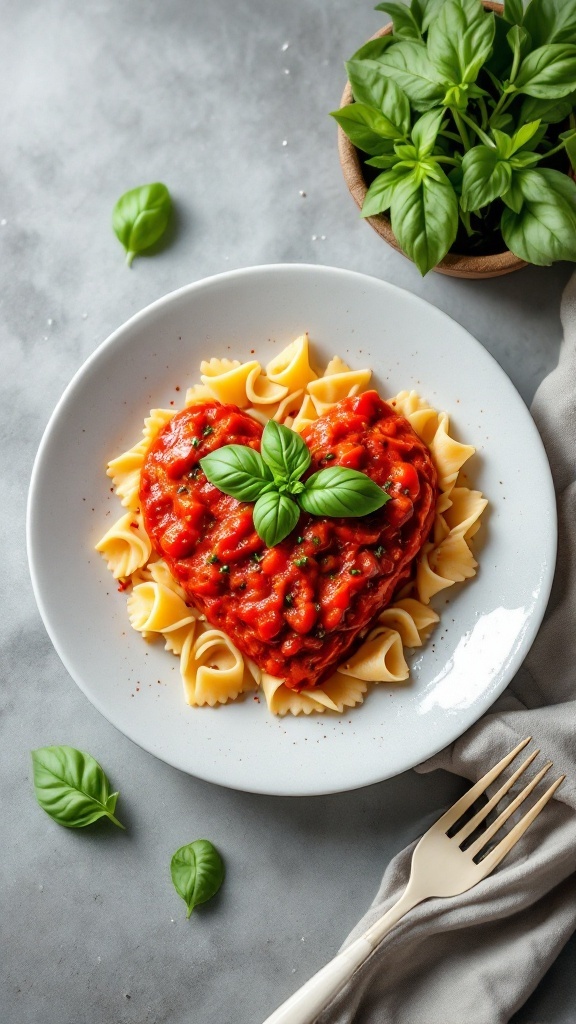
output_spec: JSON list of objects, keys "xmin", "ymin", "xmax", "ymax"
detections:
[{"xmin": 261, "ymin": 890, "xmax": 420, "ymax": 1024}]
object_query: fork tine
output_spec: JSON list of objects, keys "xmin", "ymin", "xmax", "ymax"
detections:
[
  {"xmin": 475, "ymin": 775, "xmax": 565, "ymax": 875},
  {"xmin": 467, "ymin": 761, "xmax": 552, "ymax": 858},
  {"xmin": 454, "ymin": 749, "xmax": 540, "ymax": 845},
  {"xmin": 435, "ymin": 737, "xmax": 532, "ymax": 832}
]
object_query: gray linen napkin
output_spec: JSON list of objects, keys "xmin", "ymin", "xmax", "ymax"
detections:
[{"xmin": 319, "ymin": 272, "xmax": 576, "ymax": 1024}]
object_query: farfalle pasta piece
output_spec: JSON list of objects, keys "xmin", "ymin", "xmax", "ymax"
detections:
[
  {"xmin": 443, "ymin": 487, "xmax": 488, "ymax": 540},
  {"xmin": 148, "ymin": 557, "xmax": 188, "ymax": 600},
  {"xmin": 317, "ymin": 672, "xmax": 368, "ymax": 712},
  {"xmin": 261, "ymin": 674, "xmax": 336, "ymax": 715},
  {"xmin": 95, "ymin": 512, "xmax": 151, "ymax": 579},
  {"xmin": 164, "ymin": 621, "xmax": 196, "ymax": 656},
  {"xmin": 106, "ymin": 438, "xmax": 149, "ymax": 510},
  {"xmin": 261, "ymin": 670, "xmax": 369, "ymax": 715},
  {"xmin": 245, "ymin": 365, "xmax": 289, "ymax": 406},
  {"xmin": 200, "ymin": 359, "xmax": 259, "ymax": 407},
  {"xmin": 432, "ymin": 491, "xmax": 454, "ymax": 545},
  {"xmin": 428, "ymin": 413, "xmax": 476, "ymax": 494},
  {"xmin": 377, "ymin": 598, "xmax": 439, "ymax": 648},
  {"xmin": 307, "ymin": 368, "xmax": 372, "ymax": 415},
  {"xmin": 323, "ymin": 355, "xmax": 352, "ymax": 376},
  {"xmin": 266, "ymin": 334, "xmax": 317, "ymax": 391},
  {"xmin": 339, "ymin": 627, "xmax": 409, "ymax": 683},
  {"xmin": 142, "ymin": 409, "xmax": 175, "ymax": 442},
  {"xmin": 180, "ymin": 628, "xmax": 257, "ymax": 706},
  {"xmin": 185, "ymin": 383, "xmax": 214, "ymax": 406},
  {"xmin": 127, "ymin": 582, "xmax": 196, "ymax": 637},
  {"xmin": 291, "ymin": 395, "xmax": 319, "ymax": 434},
  {"xmin": 200, "ymin": 357, "xmax": 241, "ymax": 375},
  {"xmin": 107, "ymin": 408, "xmax": 174, "ymax": 510},
  {"xmin": 245, "ymin": 388, "xmax": 305, "ymax": 427},
  {"xmin": 416, "ymin": 532, "xmax": 478, "ymax": 604}
]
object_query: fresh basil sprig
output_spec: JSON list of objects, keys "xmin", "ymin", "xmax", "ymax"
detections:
[
  {"xmin": 332, "ymin": 0, "xmax": 576, "ymax": 273},
  {"xmin": 112, "ymin": 183, "xmax": 172, "ymax": 267},
  {"xmin": 200, "ymin": 420, "xmax": 390, "ymax": 547},
  {"xmin": 31, "ymin": 746, "xmax": 125, "ymax": 829},
  {"xmin": 170, "ymin": 839, "xmax": 225, "ymax": 918}
]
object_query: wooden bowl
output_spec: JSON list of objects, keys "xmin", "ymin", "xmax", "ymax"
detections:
[{"xmin": 337, "ymin": 2, "xmax": 528, "ymax": 279}]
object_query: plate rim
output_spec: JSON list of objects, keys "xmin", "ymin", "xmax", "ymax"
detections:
[{"xmin": 27, "ymin": 263, "xmax": 558, "ymax": 794}]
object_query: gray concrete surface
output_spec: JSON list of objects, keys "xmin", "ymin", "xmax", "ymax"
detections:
[{"xmin": 1, "ymin": 1, "xmax": 574, "ymax": 1022}]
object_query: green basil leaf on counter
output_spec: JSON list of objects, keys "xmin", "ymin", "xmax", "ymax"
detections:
[
  {"xmin": 112, "ymin": 182, "xmax": 172, "ymax": 267},
  {"xmin": 260, "ymin": 420, "xmax": 311, "ymax": 486},
  {"xmin": 31, "ymin": 746, "xmax": 125, "ymax": 829},
  {"xmin": 200, "ymin": 445, "xmax": 274, "ymax": 502},
  {"xmin": 298, "ymin": 467, "xmax": 390, "ymax": 519},
  {"xmin": 253, "ymin": 491, "xmax": 301, "ymax": 547},
  {"xmin": 170, "ymin": 840, "xmax": 225, "ymax": 918}
]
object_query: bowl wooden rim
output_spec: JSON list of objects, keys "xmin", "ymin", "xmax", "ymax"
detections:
[{"xmin": 337, "ymin": 2, "xmax": 528, "ymax": 278}]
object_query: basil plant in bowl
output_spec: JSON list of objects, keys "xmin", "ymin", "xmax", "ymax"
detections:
[{"xmin": 332, "ymin": 0, "xmax": 576, "ymax": 277}]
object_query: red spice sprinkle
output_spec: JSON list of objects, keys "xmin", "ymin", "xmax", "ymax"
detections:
[
  {"xmin": 175, "ymin": 386, "xmax": 180, "ymax": 391},
  {"xmin": 170, "ymin": 400, "xmax": 174, "ymax": 405},
  {"xmin": 130, "ymin": 521, "xmax": 138, "ymax": 528},
  {"xmin": 117, "ymin": 579, "xmax": 130, "ymax": 592}
]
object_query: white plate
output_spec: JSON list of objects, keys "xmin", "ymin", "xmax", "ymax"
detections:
[{"xmin": 27, "ymin": 265, "xmax": 556, "ymax": 796}]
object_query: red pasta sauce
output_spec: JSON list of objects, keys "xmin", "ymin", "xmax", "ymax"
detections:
[{"xmin": 140, "ymin": 391, "xmax": 438, "ymax": 690}]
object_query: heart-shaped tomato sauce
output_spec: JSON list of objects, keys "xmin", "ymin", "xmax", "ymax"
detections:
[{"xmin": 140, "ymin": 391, "xmax": 437, "ymax": 689}]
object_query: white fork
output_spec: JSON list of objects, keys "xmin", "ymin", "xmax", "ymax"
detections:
[{"xmin": 262, "ymin": 738, "xmax": 565, "ymax": 1024}]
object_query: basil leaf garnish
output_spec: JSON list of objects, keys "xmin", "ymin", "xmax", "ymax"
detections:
[
  {"xmin": 260, "ymin": 420, "xmax": 311, "ymax": 485},
  {"xmin": 31, "ymin": 746, "xmax": 125, "ymax": 829},
  {"xmin": 170, "ymin": 839, "xmax": 225, "ymax": 918},
  {"xmin": 298, "ymin": 467, "xmax": 390, "ymax": 518},
  {"xmin": 253, "ymin": 491, "xmax": 301, "ymax": 547},
  {"xmin": 200, "ymin": 445, "xmax": 275, "ymax": 501},
  {"xmin": 112, "ymin": 182, "xmax": 172, "ymax": 267}
]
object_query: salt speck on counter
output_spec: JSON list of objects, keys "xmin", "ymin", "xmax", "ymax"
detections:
[
  {"xmin": 0, "ymin": 218, "xmax": 7, "ymax": 226},
  {"xmin": 283, "ymin": 68, "xmax": 290, "ymax": 75},
  {"xmin": 282, "ymin": 140, "xmax": 288, "ymax": 147},
  {"xmin": 97, "ymin": 956, "xmax": 101, "ymax": 963},
  {"xmin": 311, "ymin": 235, "xmax": 317, "ymax": 241},
  {"xmin": 47, "ymin": 318, "xmax": 53, "ymax": 326},
  {"xmin": 39, "ymin": 884, "xmax": 44, "ymax": 891},
  {"xmin": 82, "ymin": 312, "xmax": 88, "ymax": 319},
  {"xmin": 281, "ymin": 41, "xmax": 289, "ymax": 51},
  {"xmin": 320, "ymin": 235, "xmax": 326, "ymax": 240},
  {"xmin": 299, "ymin": 191, "xmax": 306, "ymax": 197}
]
